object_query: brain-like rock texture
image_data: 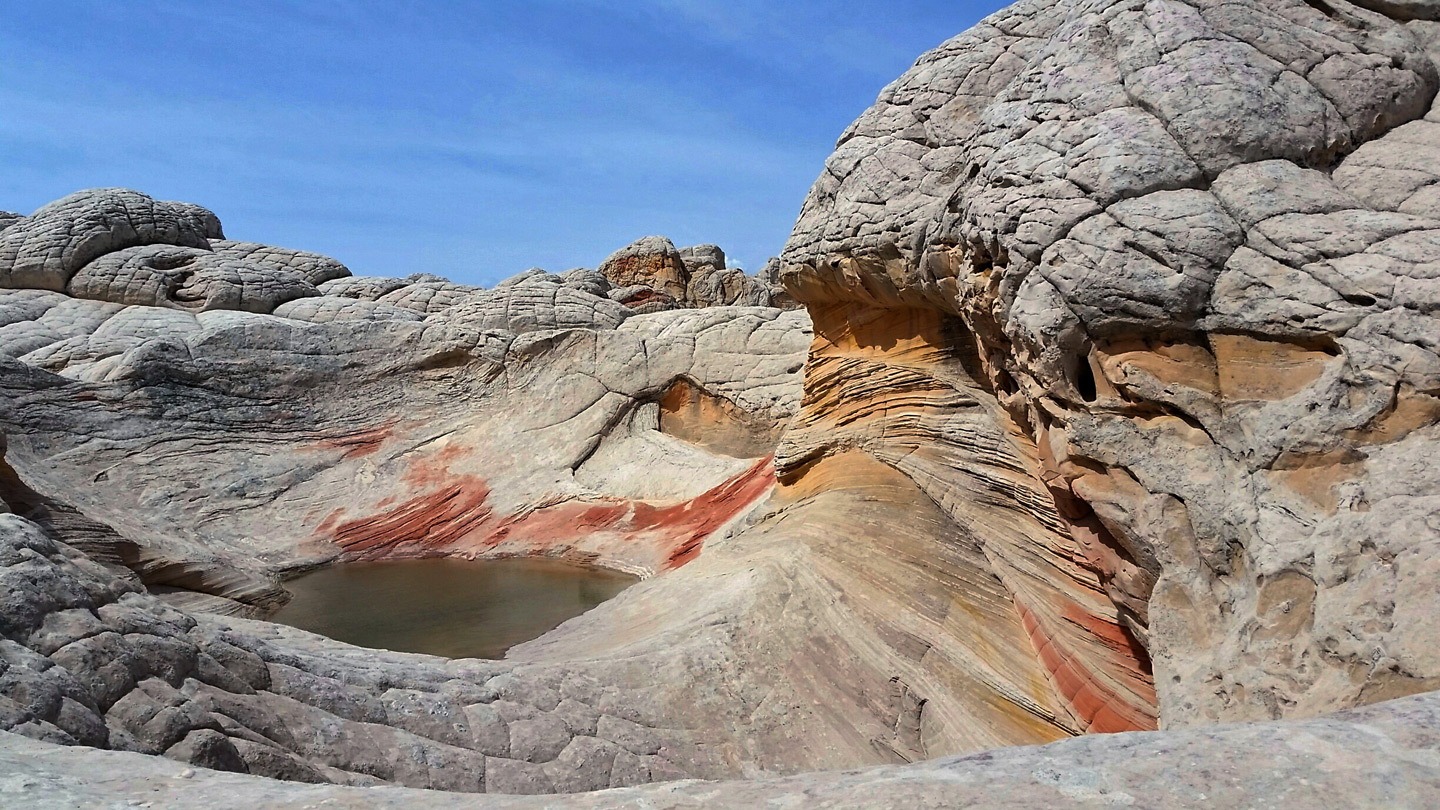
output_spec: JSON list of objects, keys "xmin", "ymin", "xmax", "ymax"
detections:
[
  {"xmin": 375, "ymin": 280, "xmax": 483, "ymax": 313},
  {"xmin": 0, "ymin": 189, "xmax": 222, "ymax": 292},
  {"xmin": 780, "ymin": 0, "xmax": 1440, "ymax": 731},
  {"xmin": 206, "ymin": 240, "xmax": 350, "ymax": 286},
  {"xmin": 316, "ymin": 275, "xmax": 411, "ymax": 301},
  {"xmin": 680, "ymin": 244, "xmax": 779, "ymax": 308},
  {"xmin": 3, "ymin": 0, "xmax": 1440, "ymax": 806},
  {"xmin": 65, "ymin": 244, "xmax": 325, "ymax": 314}
]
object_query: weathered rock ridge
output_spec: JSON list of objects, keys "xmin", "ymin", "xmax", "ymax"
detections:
[{"xmin": 2, "ymin": 0, "xmax": 1440, "ymax": 805}]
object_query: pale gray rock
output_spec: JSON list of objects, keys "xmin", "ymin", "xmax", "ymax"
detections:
[
  {"xmin": 431, "ymin": 283, "xmax": 632, "ymax": 334},
  {"xmin": 0, "ymin": 289, "xmax": 68, "ymax": 328},
  {"xmin": 272, "ymin": 297, "xmax": 423, "ymax": 324},
  {"xmin": 165, "ymin": 728, "xmax": 248, "ymax": 773},
  {"xmin": 1, "ymin": 691, "xmax": 1438, "ymax": 807},
  {"xmin": 170, "ymin": 256, "xmax": 319, "ymax": 314},
  {"xmin": 66, "ymin": 244, "xmax": 209, "ymax": 308},
  {"xmin": 18, "ymin": 306, "xmax": 200, "ymax": 377},
  {"xmin": 676, "ymin": 244, "xmax": 778, "ymax": 308},
  {"xmin": 0, "ymin": 189, "xmax": 221, "ymax": 292},
  {"xmin": 758, "ymin": 257, "xmax": 799, "ymax": 309},
  {"xmin": 171, "ymin": 202, "xmax": 224, "ymax": 241},
  {"xmin": 507, "ymin": 714, "xmax": 570, "ymax": 763},
  {"xmin": 684, "ymin": 265, "xmax": 774, "ymax": 308},
  {"xmin": 757, "ymin": 257, "xmax": 782, "ymax": 288},
  {"xmin": 64, "ymin": 245, "xmax": 323, "ymax": 315},
  {"xmin": 677, "ymin": 244, "xmax": 725, "ymax": 272},
  {"xmin": 1, "ymin": 297, "xmax": 124, "ymax": 360},
  {"xmin": 493, "ymin": 267, "xmax": 615, "ymax": 299},
  {"xmin": 207, "ymin": 240, "xmax": 350, "ymax": 286},
  {"xmin": 1333, "ymin": 117, "xmax": 1440, "ymax": 218},
  {"xmin": 317, "ymin": 275, "xmax": 410, "ymax": 300},
  {"xmin": 494, "ymin": 267, "xmax": 558, "ymax": 288},
  {"xmin": 1210, "ymin": 159, "xmax": 1365, "ymax": 229},
  {"xmin": 377, "ymin": 280, "xmax": 483, "ymax": 313},
  {"xmin": 557, "ymin": 267, "xmax": 612, "ymax": 298}
]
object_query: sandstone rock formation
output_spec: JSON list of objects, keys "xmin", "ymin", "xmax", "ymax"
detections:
[
  {"xmin": 0, "ymin": 186, "xmax": 825, "ymax": 791},
  {"xmin": 600, "ymin": 235, "xmax": 788, "ymax": 309},
  {"xmin": 598, "ymin": 236, "xmax": 690, "ymax": 301},
  {"xmin": 780, "ymin": 0, "xmax": 1440, "ymax": 732},
  {"xmin": 683, "ymin": 244, "xmax": 781, "ymax": 308},
  {"xmin": 2, "ymin": 0, "xmax": 1440, "ymax": 805}
]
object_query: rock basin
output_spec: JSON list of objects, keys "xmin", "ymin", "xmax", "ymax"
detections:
[{"xmin": 271, "ymin": 557, "xmax": 638, "ymax": 659}]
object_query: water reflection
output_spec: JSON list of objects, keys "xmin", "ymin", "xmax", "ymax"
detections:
[{"xmin": 271, "ymin": 557, "xmax": 637, "ymax": 659}]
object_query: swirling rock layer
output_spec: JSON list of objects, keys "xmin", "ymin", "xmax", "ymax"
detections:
[{"xmin": 780, "ymin": 0, "xmax": 1440, "ymax": 730}]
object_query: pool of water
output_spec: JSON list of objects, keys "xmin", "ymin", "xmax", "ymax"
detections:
[{"xmin": 271, "ymin": 557, "xmax": 638, "ymax": 659}]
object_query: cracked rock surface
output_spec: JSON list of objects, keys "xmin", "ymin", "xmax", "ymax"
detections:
[{"xmin": 781, "ymin": 0, "xmax": 1440, "ymax": 732}]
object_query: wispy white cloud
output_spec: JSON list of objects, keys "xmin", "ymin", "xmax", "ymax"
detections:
[{"xmin": 0, "ymin": 0, "xmax": 1006, "ymax": 281}]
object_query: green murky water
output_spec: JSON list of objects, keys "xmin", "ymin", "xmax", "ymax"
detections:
[{"xmin": 272, "ymin": 557, "xmax": 637, "ymax": 659}]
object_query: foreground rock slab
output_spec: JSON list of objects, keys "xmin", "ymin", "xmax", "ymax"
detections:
[{"xmin": 3, "ymin": 691, "xmax": 1439, "ymax": 807}]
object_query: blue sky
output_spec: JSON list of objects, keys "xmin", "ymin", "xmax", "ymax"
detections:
[{"xmin": 0, "ymin": 1, "xmax": 1006, "ymax": 285}]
